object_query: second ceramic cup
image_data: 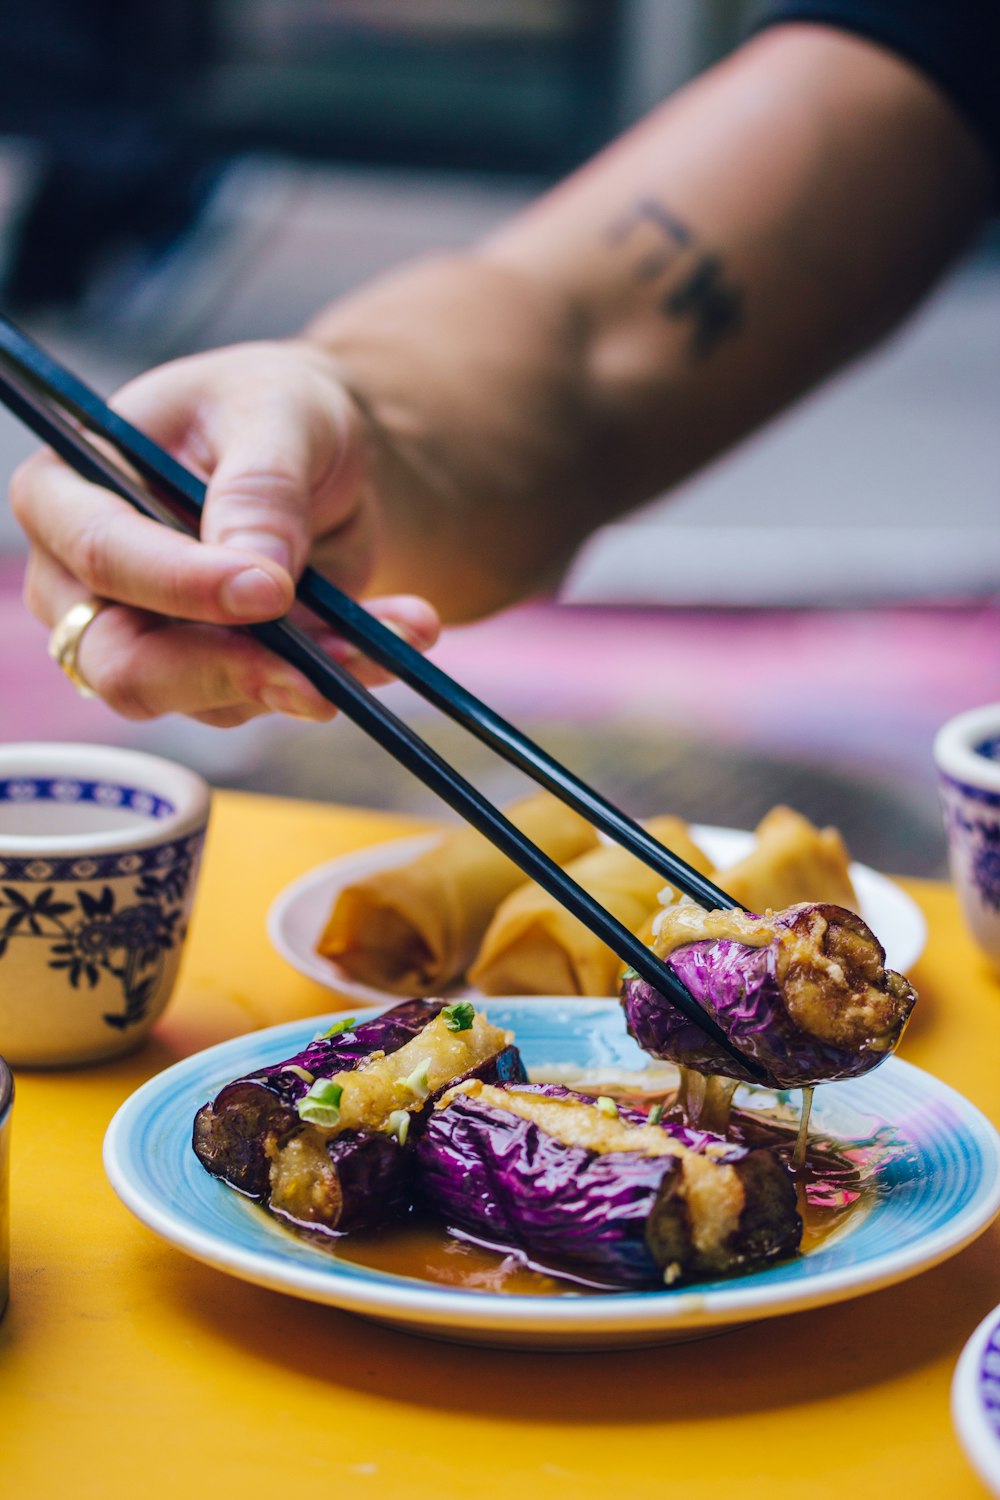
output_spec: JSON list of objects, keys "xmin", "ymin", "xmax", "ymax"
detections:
[
  {"xmin": 934, "ymin": 705, "xmax": 1000, "ymax": 966},
  {"xmin": 0, "ymin": 743, "xmax": 210, "ymax": 1067}
]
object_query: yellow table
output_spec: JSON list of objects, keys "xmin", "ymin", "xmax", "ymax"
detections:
[{"xmin": 2, "ymin": 791, "xmax": 998, "ymax": 1498}]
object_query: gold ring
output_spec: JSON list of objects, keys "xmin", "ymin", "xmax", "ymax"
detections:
[{"xmin": 47, "ymin": 598, "xmax": 106, "ymax": 699}]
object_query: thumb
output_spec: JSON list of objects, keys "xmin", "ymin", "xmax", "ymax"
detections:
[
  {"xmin": 199, "ymin": 405, "xmax": 326, "ymax": 581},
  {"xmin": 199, "ymin": 366, "xmax": 369, "ymax": 588},
  {"xmin": 113, "ymin": 344, "xmax": 364, "ymax": 600},
  {"xmin": 202, "ymin": 445, "xmax": 309, "ymax": 580}
]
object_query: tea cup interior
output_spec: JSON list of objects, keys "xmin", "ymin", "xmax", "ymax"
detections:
[
  {"xmin": 0, "ymin": 743, "xmax": 208, "ymax": 854},
  {"xmin": 0, "ymin": 781, "xmax": 176, "ymax": 839}
]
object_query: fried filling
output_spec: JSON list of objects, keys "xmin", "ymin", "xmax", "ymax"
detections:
[
  {"xmin": 265, "ymin": 1011, "xmax": 509, "ymax": 1226},
  {"xmin": 266, "ymin": 1129, "xmax": 344, "ymax": 1227},
  {"xmin": 652, "ymin": 904, "xmax": 776, "ymax": 954},
  {"xmin": 774, "ymin": 906, "xmax": 914, "ymax": 1051},
  {"xmin": 653, "ymin": 901, "xmax": 914, "ymax": 1053},
  {"xmin": 320, "ymin": 1011, "xmax": 509, "ymax": 1133}
]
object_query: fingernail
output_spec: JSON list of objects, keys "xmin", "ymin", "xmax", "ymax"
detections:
[
  {"xmin": 260, "ymin": 678, "xmax": 322, "ymax": 719},
  {"xmin": 220, "ymin": 567, "xmax": 288, "ymax": 618},
  {"xmin": 222, "ymin": 532, "xmax": 293, "ymax": 573},
  {"xmin": 382, "ymin": 620, "xmax": 416, "ymax": 646}
]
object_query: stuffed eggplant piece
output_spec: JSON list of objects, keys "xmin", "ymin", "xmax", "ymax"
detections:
[
  {"xmin": 193, "ymin": 999, "xmax": 525, "ymax": 1236},
  {"xmin": 622, "ymin": 902, "xmax": 916, "ymax": 1089},
  {"xmin": 416, "ymin": 1081, "xmax": 801, "ymax": 1288}
]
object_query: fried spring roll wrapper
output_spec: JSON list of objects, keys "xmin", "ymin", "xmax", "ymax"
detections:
[
  {"xmin": 316, "ymin": 792, "xmax": 598, "ymax": 994},
  {"xmin": 469, "ymin": 816, "xmax": 712, "ymax": 996},
  {"xmin": 712, "ymin": 805, "xmax": 857, "ymax": 913}
]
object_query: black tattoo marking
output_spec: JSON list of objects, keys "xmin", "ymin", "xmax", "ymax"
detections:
[
  {"xmin": 608, "ymin": 197, "xmax": 693, "ymax": 249},
  {"xmin": 662, "ymin": 255, "xmax": 743, "ymax": 359},
  {"xmin": 607, "ymin": 196, "xmax": 743, "ymax": 359}
]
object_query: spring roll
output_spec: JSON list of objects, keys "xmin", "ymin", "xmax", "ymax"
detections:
[
  {"xmin": 316, "ymin": 792, "xmax": 598, "ymax": 994},
  {"xmin": 469, "ymin": 816, "xmax": 712, "ymax": 996},
  {"xmin": 712, "ymin": 805, "xmax": 857, "ymax": 913}
]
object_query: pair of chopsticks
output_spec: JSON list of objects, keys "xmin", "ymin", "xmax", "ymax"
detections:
[{"xmin": 0, "ymin": 314, "xmax": 762, "ymax": 1080}]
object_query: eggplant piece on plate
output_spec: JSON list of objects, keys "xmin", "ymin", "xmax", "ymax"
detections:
[
  {"xmin": 416, "ymin": 1081, "xmax": 801, "ymax": 1288},
  {"xmin": 622, "ymin": 902, "xmax": 916, "ymax": 1088},
  {"xmin": 192, "ymin": 999, "xmax": 525, "ymax": 1236}
]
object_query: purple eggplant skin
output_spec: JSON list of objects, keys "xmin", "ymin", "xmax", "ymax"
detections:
[
  {"xmin": 192, "ymin": 999, "xmax": 446, "ymax": 1198},
  {"xmin": 623, "ymin": 903, "xmax": 917, "ymax": 1089},
  {"xmin": 193, "ymin": 999, "xmax": 528, "ymax": 1239},
  {"xmin": 267, "ymin": 1043, "xmax": 527, "ymax": 1240},
  {"xmin": 263, "ymin": 1043, "xmax": 526, "ymax": 1239},
  {"xmin": 415, "ymin": 1084, "xmax": 801, "ymax": 1289}
]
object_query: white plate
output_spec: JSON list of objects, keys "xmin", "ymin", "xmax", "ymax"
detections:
[
  {"xmin": 953, "ymin": 1302, "xmax": 1000, "ymax": 1495},
  {"xmin": 104, "ymin": 998, "xmax": 1000, "ymax": 1350},
  {"xmin": 267, "ymin": 824, "xmax": 927, "ymax": 1003}
]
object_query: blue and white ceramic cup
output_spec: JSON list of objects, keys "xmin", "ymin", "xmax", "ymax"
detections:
[
  {"xmin": 934, "ymin": 706, "xmax": 1000, "ymax": 967},
  {"xmin": 0, "ymin": 743, "xmax": 210, "ymax": 1067}
]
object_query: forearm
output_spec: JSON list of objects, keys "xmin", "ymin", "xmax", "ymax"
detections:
[
  {"xmin": 482, "ymin": 25, "xmax": 992, "ymax": 500},
  {"xmin": 306, "ymin": 24, "xmax": 993, "ymax": 619}
]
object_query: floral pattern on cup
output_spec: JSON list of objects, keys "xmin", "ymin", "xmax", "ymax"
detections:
[
  {"xmin": 0, "ymin": 831, "xmax": 203, "ymax": 1032},
  {"xmin": 941, "ymin": 774, "xmax": 1000, "ymax": 912},
  {"xmin": 0, "ymin": 745, "xmax": 210, "ymax": 1066},
  {"xmin": 934, "ymin": 706, "xmax": 1000, "ymax": 965},
  {"xmin": 980, "ymin": 1322, "xmax": 1000, "ymax": 1441},
  {"xmin": 939, "ymin": 774, "xmax": 1000, "ymax": 914}
]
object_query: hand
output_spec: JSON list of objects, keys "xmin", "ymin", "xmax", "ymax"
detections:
[{"xmin": 10, "ymin": 340, "xmax": 440, "ymax": 725}]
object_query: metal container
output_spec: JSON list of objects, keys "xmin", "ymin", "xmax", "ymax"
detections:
[{"xmin": 0, "ymin": 1056, "xmax": 11, "ymax": 1319}]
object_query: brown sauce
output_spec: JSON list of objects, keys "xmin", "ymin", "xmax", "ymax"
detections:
[
  {"xmin": 260, "ymin": 1081, "xmax": 895, "ymax": 1295},
  {"xmin": 336, "ymin": 1217, "xmax": 571, "ymax": 1296}
]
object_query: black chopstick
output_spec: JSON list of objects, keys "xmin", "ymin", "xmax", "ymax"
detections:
[
  {"xmin": 0, "ymin": 316, "xmax": 742, "ymax": 918},
  {"xmin": 0, "ymin": 337, "xmax": 765, "ymax": 1080}
]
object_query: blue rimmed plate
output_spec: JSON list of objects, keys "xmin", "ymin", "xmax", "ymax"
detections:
[
  {"xmin": 104, "ymin": 1000, "xmax": 1000, "ymax": 1349},
  {"xmin": 953, "ymin": 1303, "xmax": 1000, "ymax": 1496}
]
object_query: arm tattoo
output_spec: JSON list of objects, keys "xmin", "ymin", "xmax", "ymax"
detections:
[{"xmin": 607, "ymin": 197, "xmax": 743, "ymax": 358}]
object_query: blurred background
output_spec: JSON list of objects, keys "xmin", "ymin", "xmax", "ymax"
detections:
[{"xmin": 0, "ymin": 0, "xmax": 997, "ymax": 876}]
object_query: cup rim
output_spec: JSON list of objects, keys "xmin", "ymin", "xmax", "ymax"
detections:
[
  {"xmin": 0, "ymin": 742, "xmax": 210, "ymax": 855},
  {"xmin": 934, "ymin": 706, "xmax": 1000, "ymax": 793},
  {"xmin": 0, "ymin": 1057, "xmax": 12, "ymax": 1122}
]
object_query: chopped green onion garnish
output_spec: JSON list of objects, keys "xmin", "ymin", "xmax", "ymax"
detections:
[
  {"xmin": 595, "ymin": 1095, "xmax": 619, "ymax": 1118},
  {"xmin": 387, "ymin": 1109, "xmax": 410, "ymax": 1146},
  {"xmin": 441, "ymin": 1001, "xmax": 475, "ymax": 1032},
  {"xmin": 317, "ymin": 1016, "xmax": 357, "ymax": 1039},
  {"xmin": 621, "ymin": 967, "xmax": 638, "ymax": 982},
  {"xmin": 297, "ymin": 1079, "xmax": 344, "ymax": 1128},
  {"xmin": 398, "ymin": 1059, "xmax": 431, "ymax": 1099},
  {"xmin": 646, "ymin": 1102, "xmax": 665, "ymax": 1126}
]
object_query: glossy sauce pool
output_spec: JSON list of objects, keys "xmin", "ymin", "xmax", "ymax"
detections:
[{"xmin": 284, "ymin": 1089, "xmax": 894, "ymax": 1295}]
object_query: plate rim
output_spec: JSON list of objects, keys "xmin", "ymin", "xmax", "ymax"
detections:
[
  {"xmin": 104, "ymin": 999, "xmax": 1000, "ymax": 1338},
  {"xmin": 266, "ymin": 823, "xmax": 928, "ymax": 1000}
]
